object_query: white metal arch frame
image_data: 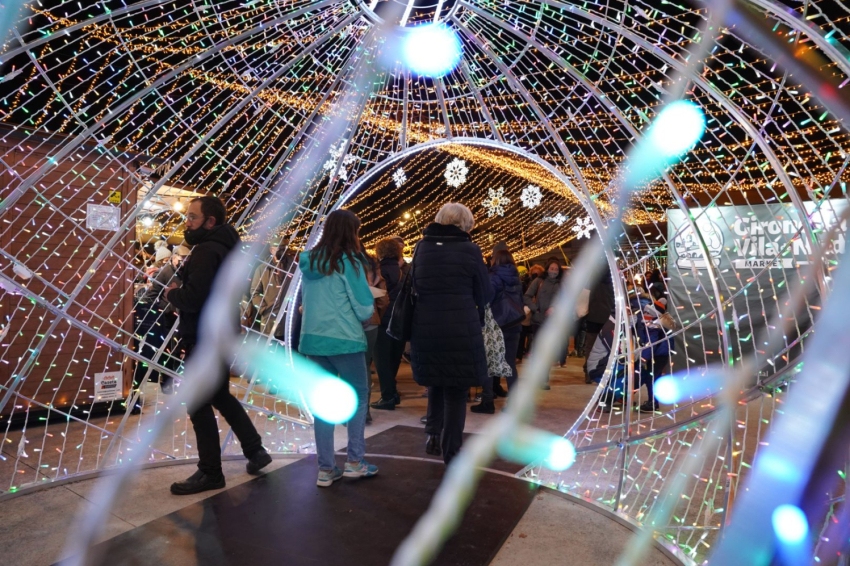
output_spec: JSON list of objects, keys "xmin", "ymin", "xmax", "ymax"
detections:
[{"xmin": 0, "ymin": 4, "xmax": 847, "ymax": 563}]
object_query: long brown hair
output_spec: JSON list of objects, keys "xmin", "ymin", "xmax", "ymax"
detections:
[
  {"xmin": 490, "ymin": 249, "xmax": 516, "ymax": 267},
  {"xmin": 309, "ymin": 209, "xmax": 367, "ymax": 275}
]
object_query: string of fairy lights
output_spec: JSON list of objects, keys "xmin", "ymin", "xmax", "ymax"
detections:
[
  {"xmin": 6, "ymin": 1, "xmax": 848, "ymax": 220},
  {"xmin": 0, "ymin": 1, "xmax": 849, "ymax": 562}
]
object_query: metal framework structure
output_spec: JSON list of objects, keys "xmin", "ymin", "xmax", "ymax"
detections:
[{"xmin": 0, "ymin": 1, "xmax": 849, "ymax": 564}]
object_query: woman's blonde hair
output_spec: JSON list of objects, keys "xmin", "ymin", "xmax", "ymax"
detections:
[{"xmin": 434, "ymin": 202, "xmax": 475, "ymax": 233}]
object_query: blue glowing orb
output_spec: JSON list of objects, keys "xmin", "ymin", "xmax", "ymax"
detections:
[
  {"xmin": 653, "ymin": 376, "xmax": 680, "ymax": 404},
  {"xmin": 646, "ymin": 100, "xmax": 706, "ymax": 158},
  {"xmin": 544, "ymin": 437, "xmax": 576, "ymax": 471},
  {"xmin": 772, "ymin": 504, "xmax": 809, "ymax": 545},
  {"xmin": 307, "ymin": 376, "xmax": 358, "ymax": 424},
  {"xmin": 402, "ymin": 23, "xmax": 462, "ymax": 78}
]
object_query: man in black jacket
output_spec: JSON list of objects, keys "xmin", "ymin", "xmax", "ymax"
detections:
[
  {"xmin": 166, "ymin": 196, "xmax": 271, "ymax": 495},
  {"xmin": 582, "ymin": 266, "xmax": 615, "ymax": 383}
]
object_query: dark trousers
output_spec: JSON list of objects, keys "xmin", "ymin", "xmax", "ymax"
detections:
[
  {"xmin": 133, "ymin": 305, "xmax": 177, "ymax": 388},
  {"xmin": 502, "ymin": 327, "xmax": 521, "ymax": 390},
  {"xmin": 183, "ymin": 342, "xmax": 264, "ymax": 476},
  {"xmin": 642, "ymin": 355, "xmax": 670, "ymax": 406},
  {"xmin": 517, "ymin": 325, "xmax": 534, "ymax": 359},
  {"xmin": 375, "ymin": 326, "xmax": 405, "ymax": 400},
  {"xmin": 425, "ymin": 386, "xmax": 468, "ymax": 465},
  {"xmin": 581, "ymin": 320, "xmax": 605, "ymax": 377}
]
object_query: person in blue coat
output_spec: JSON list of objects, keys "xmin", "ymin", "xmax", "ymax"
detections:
[
  {"xmin": 298, "ymin": 209, "xmax": 378, "ymax": 487},
  {"xmin": 472, "ymin": 245, "xmax": 524, "ymax": 413},
  {"xmin": 411, "ymin": 203, "xmax": 494, "ymax": 464},
  {"xmin": 629, "ymin": 292, "xmax": 672, "ymax": 413}
]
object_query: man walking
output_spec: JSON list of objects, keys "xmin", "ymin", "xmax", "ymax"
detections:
[{"xmin": 166, "ymin": 196, "xmax": 272, "ymax": 495}]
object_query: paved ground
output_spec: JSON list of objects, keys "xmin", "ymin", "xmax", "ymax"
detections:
[{"xmin": 0, "ymin": 358, "xmax": 677, "ymax": 566}]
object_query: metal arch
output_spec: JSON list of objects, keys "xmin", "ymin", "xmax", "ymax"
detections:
[
  {"xmin": 450, "ymin": 16, "xmax": 593, "ymax": 198},
  {"xmin": 458, "ymin": 58, "xmax": 504, "ymax": 142},
  {"xmin": 281, "ymin": 135, "xmax": 602, "ymax": 360},
  {"xmin": 435, "ymin": 77, "xmax": 454, "ymax": 139},
  {"xmin": 0, "ymin": 10, "xmax": 362, "ymax": 417},
  {"xmin": 0, "ymin": 0, "xmax": 344, "ymax": 217},
  {"xmin": 233, "ymin": 38, "xmax": 361, "ymax": 228},
  {"xmin": 335, "ymin": 136, "xmax": 586, "ymax": 209},
  {"xmin": 741, "ymin": 0, "xmax": 850, "ymax": 80},
  {"xmin": 458, "ymin": 2, "xmax": 734, "ymax": 425},
  {"xmin": 450, "ymin": 13, "xmax": 638, "ymax": 428},
  {"xmin": 535, "ymin": 0, "xmax": 823, "ymax": 283}
]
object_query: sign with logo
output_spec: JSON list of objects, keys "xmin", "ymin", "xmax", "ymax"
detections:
[
  {"xmin": 667, "ymin": 200, "xmax": 847, "ymax": 376},
  {"xmin": 94, "ymin": 371, "xmax": 123, "ymax": 402},
  {"xmin": 86, "ymin": 203, "xmax": 120, "ymax": 231},
  {"xmin": 107, "ymin": 190, "xmax": 122, "ymax": 204},
  {"xmin": 670, "ymin": 200, "xmax": 846, "ymax": 272}
]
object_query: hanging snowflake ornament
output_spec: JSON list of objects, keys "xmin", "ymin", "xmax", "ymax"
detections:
[
  {"xmin": 521, "ymin": 185, "xmax": 543, "ymax": 209},
  {"xmin": 551, "ymin": 213, "xmax": 567, "ymax": 226},
  {"xmin": 392, "ymin": 168, "xmax": 407, "ymax": 188},
  {"xmin": 572, "ymin": 216, "xmax": 596, "ymax": 239},
  {"xmin": 323, "ymin": 143, "xmax": 356, "ymax": 181},
  {"xmin": 445, "ymin": 158, "xmax": 468, "ymax": 188},
  {"xmin": 482, "ymin": 187, "xmax": 511, "ymax": 217}
]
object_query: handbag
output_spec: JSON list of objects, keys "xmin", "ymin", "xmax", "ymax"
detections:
[
  {"xmin": 483, "ymin": 306, "xmax": 513, "ymax": 378},
  {"xmin": 387, "ymin": 246, "xmax": 418, "ymax": 341},
  {"xmin": 492, "ymin": 284, "xmax": 526, "ymax": 330}
]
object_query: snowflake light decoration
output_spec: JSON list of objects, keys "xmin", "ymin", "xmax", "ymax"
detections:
[
  {"xmin": 323, "ymin": 144, "xmax": 357, "ymax": 181},
  {"xmin": 392, "ymin": 168, "xmax": 407, "ymax": 188},
  {"xmin": 445, "ymin": 158, "xmax": 469, "ymax": 188},
  {"xmin": 551, "ymin": 213, "xmax": 567, "ymax": 226},
  {"xmin": 572, "ymin": 216, "xmax": 596, "ymax": 239},
  {"xmin": 482, "ymin": 187, "xmax": 511, "ymax": 217},
  {"xmin": 521, "ymin": 185, "xmax": 543, "ymax": 209}
]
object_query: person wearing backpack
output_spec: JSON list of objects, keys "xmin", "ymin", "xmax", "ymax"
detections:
[{"xmin": 472, "ymin": 246, "xmax": 525, "ymax": 413}]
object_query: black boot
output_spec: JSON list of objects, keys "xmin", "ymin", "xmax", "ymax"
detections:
[
  {"xmin": 246, "ymin": 449, "xmax": 272, "ymax": 475},
  {"xmin": 370, "ymin": 397, "xmax": 396, "ymax": 410},
  {"xmin": 425, "ymin": 435, "xmax": 441, "ymax": 456},
  {"xmin": 471, "ymin": 400, "xmax": 495, "ymax": 414},
  {"xmin": 170, "ymin": 469, "xmax": 225, "ymax": 495}
]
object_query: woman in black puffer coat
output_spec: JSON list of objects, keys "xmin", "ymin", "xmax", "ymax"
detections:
[{"xmin": 411, "ymin": 203, "xmax": 493, "ymax": 464}]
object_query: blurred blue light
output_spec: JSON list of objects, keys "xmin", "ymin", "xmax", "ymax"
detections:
[
  {"xmin": 772, "ymin": 504, "xmax": 809, "ymax": 545},
  {"xmin": 654, "ymin": 376, "xmax": 680, "ymax": 404},
  {"xmin": 544, "ymin": 437, "xmax": 576, "ymax": 471},
  {"xmin": 238, "ymin": 343, "xmax": 358, "ymax": 425},
  {"xmin": 305, "ymin": 376, "xmax": 358, "ymax": 424},
  {"xmin": 402, "ymin": 23, "xmax": 462, "ymax": 78},
  {"xmin": 646, "ymin": 100, "xmax": 706, "ymax": 158},
  {"xmin": 653, "ymin": 370, "xmax": 724, "ymax": 405}
]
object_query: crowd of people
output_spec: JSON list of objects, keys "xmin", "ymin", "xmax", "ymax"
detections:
[{"xmin": 133, "ymin": 197, "xmax": 673, "ymax": 494}]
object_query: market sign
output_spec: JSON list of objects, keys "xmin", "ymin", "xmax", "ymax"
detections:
[{"xmin": 666, "ymin": 199, "xmax": 847, "ymax": 377}]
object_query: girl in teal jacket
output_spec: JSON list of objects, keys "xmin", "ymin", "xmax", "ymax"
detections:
[{"xmin": 297, "ymin": 209, "xmax": 378, "ymax": 487}]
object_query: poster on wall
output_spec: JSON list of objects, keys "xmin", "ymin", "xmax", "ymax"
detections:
[
  {"xmin": 94, "ymin": 371, "xmax": 123, "ymax": 402},
  {"xmin": 86, "ymin": 203, "xmax": 120, "ymax": 231},
  {"xmin": 666, "ymin": 199, "xmax": 847, "ymax": 378}
]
